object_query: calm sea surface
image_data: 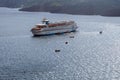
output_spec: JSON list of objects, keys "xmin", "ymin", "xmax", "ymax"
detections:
[{"xmin": 0, "ymin": 8, "xmax": 120, "ymax": 80}]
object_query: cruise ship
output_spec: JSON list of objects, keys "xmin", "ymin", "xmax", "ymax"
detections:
[{"xmin": 31, "ymin": 19, "xmax": 78, "ymax": 36}]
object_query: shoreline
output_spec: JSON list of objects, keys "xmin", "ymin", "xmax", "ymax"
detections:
[{"xmin": 0, "ymin": 7, "xmax": 120, "ymax": 17}]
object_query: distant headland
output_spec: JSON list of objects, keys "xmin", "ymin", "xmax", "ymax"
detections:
[{"xmin": 1, "ymin": 0, "xmax": 120, "ymax": 16}]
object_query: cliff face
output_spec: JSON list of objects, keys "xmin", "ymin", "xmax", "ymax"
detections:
[
  {"xmin": 19, "ymin": 4, "xmax": 95, "ymax": 15},
  {"xmin": 1, "ymin": 0, "xmax": 120, "ymax": 16},
  {"xmin": 19, "ymin": 0, "xmax": 120, "ymax": 16},
  {"xmin": 0, "ymin": 0, "xmax": 32, "ymax": 8},
  {"xmin": 0, "ymin": 0, "xmax": 24, "ymax": 8}
]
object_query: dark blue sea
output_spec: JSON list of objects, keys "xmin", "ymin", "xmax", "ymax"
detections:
[{"xmin": 0, "ymin": 8, "xmax": 120, "ymax": 80}]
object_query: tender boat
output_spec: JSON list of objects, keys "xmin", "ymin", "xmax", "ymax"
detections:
[{"xmin": 31, "ymin": 18, "xmax": 78, "ymax": 36}]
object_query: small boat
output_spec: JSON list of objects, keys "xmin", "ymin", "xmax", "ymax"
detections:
[{"xmin": 31, "ymin": 18, "xmax": 78, "ymax": 36}]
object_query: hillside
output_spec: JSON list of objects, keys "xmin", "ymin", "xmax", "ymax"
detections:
[{"xmin": 1, "ymin": 0, "xmax": 120, "ymax": 16}]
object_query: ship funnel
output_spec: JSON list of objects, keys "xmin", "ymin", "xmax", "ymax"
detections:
[{"xmin": 42, "ymin": 18, "xmax": 49, "ymax": 25}]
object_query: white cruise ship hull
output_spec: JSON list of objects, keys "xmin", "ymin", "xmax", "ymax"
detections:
[{"xmin": 31, "ymin": 25, "xmax": 78, "ymax": 36}]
